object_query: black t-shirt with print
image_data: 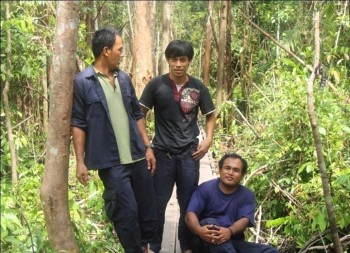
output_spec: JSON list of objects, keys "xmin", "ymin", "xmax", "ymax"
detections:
[{"xmin": 139, "ymin": 74, "xmax": 215, "ymax": 153}]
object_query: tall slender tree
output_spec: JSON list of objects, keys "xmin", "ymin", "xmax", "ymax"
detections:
[
  {"xmin": 84, "ymin": 0, "xmax": 95, "ymax": 49},
  {"xmin": 224, "ymin": 0, "xmax": 233, "ymax": 98},
  {"xmin": 240, "ymin": 1, "xmax": 251, "ymax": 117},
  {"xmin": 202, "ymin": 0, "xmax": 213, "ymax": 86},
  {"xmin": 307, "ymin": 10, "xmax": 343, "ymax": 253},
  {"xmin": 159, "ymin": 0, "xmax": 171, "ymax": 75},
  {"xmin": 215, "ymin": 0, "xmax": 228, "ymax": 117},
  {"xmin": 131, "ymin": 1, "xmax": 155, "ymax": 97},
  {"xmin": 40, "ymin": 2, "xmax": 80, "ymax": 252},
  {"xmin": 2, "ymin": 2, "xmax": 18, "ymax": 184}
]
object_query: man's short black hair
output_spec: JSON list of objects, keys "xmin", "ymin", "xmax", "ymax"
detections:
[
  {"xmin": 92, "ymin": 28, "xmax": 120, "ymax": 58},
  {"xmin": 165, "ymin": 40, "xmax": 194, "ymax": 61},
  {"xmin": 218, "ymin": 153, "xmax": 248, "ymax": 175}
]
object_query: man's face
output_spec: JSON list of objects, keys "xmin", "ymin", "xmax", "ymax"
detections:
[
  {"xmin": 107, "ymin": 35, "xmax": 124, "ymax": 70},
  {"xmin": 219, "ymin": 157, "xmax": 244, "ymax": 189},
  {"xmin": 167, "ymin": 56, "xmax": 191, "ymax": 79}
]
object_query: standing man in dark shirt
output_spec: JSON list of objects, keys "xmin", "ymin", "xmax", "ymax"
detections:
[
  {"xmin": 71, "ymin": 28, "xmax": 157, "ymax": 253},
  {"xmin": 139, "ymin": 40, "xmax": 216, "ymax": 253}
]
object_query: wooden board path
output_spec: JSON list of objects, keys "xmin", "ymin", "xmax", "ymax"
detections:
[{"xmin": 156, "ymin": 150, "xmax": 217, "ymax": 253}]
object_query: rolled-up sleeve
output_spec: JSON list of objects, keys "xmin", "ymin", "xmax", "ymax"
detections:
[{"xmin": 72, "ymin": 76, "xmax": 87, "ymax": 129}]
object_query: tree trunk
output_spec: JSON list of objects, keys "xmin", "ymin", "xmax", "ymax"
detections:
[
  {"xmin": 95, "ymin": 1, "xmax": 106, "ymax": 30},
  {"xmin": 306, "ymin": 11, "xmax": 343, "ymax": 253},
  {"xmin": 42, "ymin": 65, "xmax": 49, "ymax": 134},
  {"xmin": 40, "ymin": 2, "xmax": 80, "ymax": 252},
  {"xmin": 2, "ymin": 2, "xmax": 18, "ymax": 184},
  {"xmin": 202, "ymin": 0, "xmax": 213, "ymax": 86},
  {"xmin": 159, "ymin": 0, "xmax": 171, "ymax": 75},
  {"xmin": 85, "ymin": 0, "xmax": 95, "ymax": 48},
  {"xmin": 224, "ymin": 0, "xmax": 233, "ymax": 98},
  {"xmin": 131, "ymin": 1, "xmax": 155, "ymax": 97},
  {"xmin": 240, "ymin": 2, "xmax": 250, "ymax": 117},
  {"xmin": 125, "ymin": 1, "xmax": 134, "ymax": 73},
  {"xmin": 215, "ymin": 0, "xmax": 228, "ymax": 117}
]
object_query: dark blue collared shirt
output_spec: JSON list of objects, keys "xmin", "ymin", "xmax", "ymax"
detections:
[{"xmin": 71, "ymin": 65, "xmax": 145, "ymax": 169}]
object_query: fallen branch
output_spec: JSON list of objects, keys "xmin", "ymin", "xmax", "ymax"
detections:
[
  {"xmin": 243, "ymin": 159, "xmax": 292, "ymax": 185},
  {"xmin": 226, "ymin": 101, "xmax": 261, "ymax": 139},
  {"xmin": 303, "ymin": 235, "xmax": 350, "ymax": 252},
  {"xmin": 13, "ymin": 115, "xmax": 34, "ymax": 129},
  {"xmin": 252, "ymin": 82, "xmax": 271, "ymax": 103},
  {"xmin": 298, "ymin": 229, "xmax": 331, "ymax": 253},
  {"xmin": 77, "ymin": 191, "xmax": 100, "ymax": 208},
  {"xmin": 271, "ymin": 180, "xmax": 303, "ymax": 209},
  {"xmin": 243, "ymin": 164, "xmax": 268, "ymax": 185}
]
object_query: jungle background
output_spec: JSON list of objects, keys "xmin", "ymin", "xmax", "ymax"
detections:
[{"xmin": 1, "ymin": 1, "xmax": 349, "ymax": 253}]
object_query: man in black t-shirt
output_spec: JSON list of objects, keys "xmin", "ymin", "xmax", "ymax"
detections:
[{"xmin": 139, "ymin": 40, "xmax": 216, "ymax": 253}]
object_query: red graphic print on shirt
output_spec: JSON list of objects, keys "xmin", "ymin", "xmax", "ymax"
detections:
[{"xmin": 180, "ymin": 88, "xmax": 200, "ymax": 121}]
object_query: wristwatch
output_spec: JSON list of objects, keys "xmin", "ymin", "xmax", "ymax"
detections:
[{"xmin": 145, "ymin": 143, "xmax": 155, "ymax": 150}]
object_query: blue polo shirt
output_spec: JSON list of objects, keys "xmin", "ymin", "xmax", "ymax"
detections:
[
  {"xmin": 71, "ymin": 65, "xmax": 145, "ymax": 169},
  {"xmin": 187, "ymin": 179, "xmax": 255, "ymax": 239}
]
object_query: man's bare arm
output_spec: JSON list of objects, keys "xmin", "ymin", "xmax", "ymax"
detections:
[{"xmin": 72, "ymin": 127, "xmax": 90, "ymax": 185}]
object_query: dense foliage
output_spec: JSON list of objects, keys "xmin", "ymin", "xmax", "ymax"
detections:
[{"xmin": 1, "ymin": 1, "xmax": 349, "ymax": 252}]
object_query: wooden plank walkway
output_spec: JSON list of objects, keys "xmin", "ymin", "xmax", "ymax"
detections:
[{"xmin": 158, "ymin": 149, "xmax": 217, "ymax": 253}]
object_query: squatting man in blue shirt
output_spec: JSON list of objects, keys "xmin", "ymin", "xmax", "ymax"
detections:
[
  {"xmin": 186, "ymin": 153, "xmax": 278, "ymax": 253},
  {"xmin": 71, "ymin": 28, "xmax": 157, "ymax": 253}
]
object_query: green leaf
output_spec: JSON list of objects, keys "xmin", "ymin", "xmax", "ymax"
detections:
[
  {"xmin": 315, "ymin": 212, "xmax": 327, "ymax": 231},
  {"xmin": 342, "ymin": 125, "xmax": 350, "ymax": 134},
  {"xmin": 319, "ymin": 127, "xmax": 327, "ymax": 135},
  {"xmin": 1, "ymin": 213, "xmax": 22, "ymax": 228},
  {"xmin": 266, "ymin": 217, "xmax": 287, "ymax": 228}
]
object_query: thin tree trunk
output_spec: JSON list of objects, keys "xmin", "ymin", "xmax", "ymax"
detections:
[
  {"xmin": 210, "ymin": 13, "xmax": 219, "ymax": 54},
  {"xmin": 159, "ymin": 0, "xmax": 171, "ymax": 75},
  {"xmin": 132, "ymin": 1, "xmax": 155, "ymax": 97},
  {"xmin": 334, "ymin": 1, "xmax": 348, "ymax": 48},
  {"xmin": 95, "ymin": 1, "xmax": 106, "ymax": 30},
  {"xmin": 215, "ymin": 0, "xmax": 228, "ymax": 117},
  {"xmin": 40, "ymin": 2, "xmax": 79, "ymax": 252},
  {"xmin": 224, "ymin": 0, "xmax": 233, "ymax": 98},
  {"xmin": 127, "ymin": 1, "xmax": 134, "ymax": 48},
  {"xmin": 306, "ymin": 11, "xmax": 343, "ymax": 253},
  {"xmin": 245, "ymin": 51, "xmax": 253, "ymax": 117},
  {"xmin": 203, "ymin": 0, "xmax": 213, "ymax": 86},
  {"xmin": 85, "ymin": 0, "xmax": 94, "ymax": 48},
  {"xmin": 276, "ymin": 5, "xmax": 280, "ymax": 58},
  {"xmin": 240, "ymin": 2, "xmax": 249, "ymax": 117},
  {"xmin": 42, "ymin": 70, "xmax": 49, "ymax": 134},
  {"xmin": 155, "ymin": 30, "xmax": 159, "ymax": 76},
  {"xmin": 2, "ymin": 2, "xmax": 18, "ymax": 184}
]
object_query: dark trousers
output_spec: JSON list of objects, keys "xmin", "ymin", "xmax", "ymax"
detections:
[
  {"xmin": 192, "ymin": 218, "xmax": 278, "ymax": 253},
  {"xmin": 98, "ymin": 160, "xmax": 157, "ymax": 253},
  {"xmin": 149, "ymin": 142, "xmax": 200, "ymax": 252}
]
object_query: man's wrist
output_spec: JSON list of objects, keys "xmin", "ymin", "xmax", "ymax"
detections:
[
  {"xmin": 76, "ymin": 158, "xmax": 85, "ymax": 164},
  {"xmin": 145, "ymin": 143, "xmax": 154, "ymax": 150},
  {"xmin": 228, "ymin": 227, "xmax": 234, "ymax": 236}
]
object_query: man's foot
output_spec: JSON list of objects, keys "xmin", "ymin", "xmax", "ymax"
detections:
[{"xmin": 182, "ymin": 250, "xmax": 192, "ymax": 253}]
